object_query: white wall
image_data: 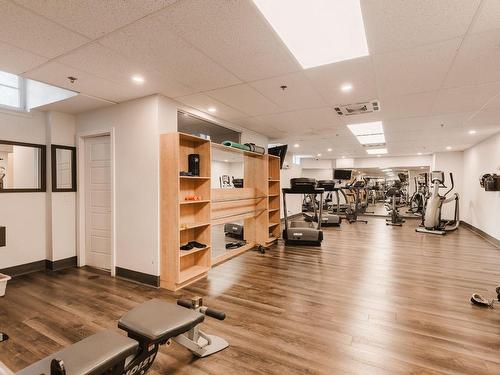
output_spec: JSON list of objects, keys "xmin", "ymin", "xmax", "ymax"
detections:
[
  {"xmin": 353, "ymin": 155, "xmax": 432, "ymax": 169},
  {"xmin": 0, "ymin": 110, "xmax": 47, "ymax": 269},
  {"xmin": 46, "ymin": 111, "xmax": 77, "ymax": 261},
  {"xmin": 462, "ymin": 132, "xmax": 500, "ymax": 240}
]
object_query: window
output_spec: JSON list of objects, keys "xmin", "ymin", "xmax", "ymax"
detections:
[{"xmin": 0, "ymin": 71, "xmax": 23, "ymax": 110}]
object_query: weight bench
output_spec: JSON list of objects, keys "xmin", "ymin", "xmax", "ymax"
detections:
[{"xmin": 1, "ymin": 298, "xmax": 228, "ymax": 375}]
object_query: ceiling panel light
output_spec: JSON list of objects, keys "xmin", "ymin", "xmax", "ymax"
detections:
[
  {"xmin": 294, "ymin": 143, "xmax": 300, "ymax": 148},
  {"xmin": 208, "ymin": 107, "xmax": 217, "ymax": 113},
  {"xmin": 366, "ymin": 148, "xmax": 387, "ymax": 155},
  {"xmin": 468, "ymin": 130, "xmax": 477, "ymax": 134},
  {"xmin": 252, "ymin": 0, "xmax": 369, "ymax": 69},
  {"xmin": 131, "ymin": 74, "xmax": 145, "ymax": 84},
  {"xmin": 341, "ymin": 83, "xmax": 353, "ymax": 92},
  {"xmin": 347, "ymin": 121, "xmax": 383, "ymax": 136},
  {"xmin": 417, "ymin": 152, "xmax": 422, "ymax": 155},
  {"xmin": 327, "ymin": 148, "xmax": 332, "ymax": 152},
  {"xmin": 446, "ymin": 146, "xmax": 452, "ymax": 150},
  {"xmin": 356, "ymin": 133, "xmax": 386, "ymax": 145},
  {"xmin": 381, "ymin": 169, "xmax": 392, "ymax": 172}
]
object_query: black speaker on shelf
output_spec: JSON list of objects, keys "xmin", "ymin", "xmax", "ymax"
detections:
[{"xmin": 188, "ymin": 154, "xmax": 200, "ymax": 176}]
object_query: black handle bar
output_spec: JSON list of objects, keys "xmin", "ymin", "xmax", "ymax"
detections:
[{"xmin": 177, "ymin": 300, "xmax": 226, "ymax": 320}]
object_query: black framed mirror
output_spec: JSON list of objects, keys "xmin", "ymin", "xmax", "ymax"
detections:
[
  {"xmin": 0, "ymin": 140, "xmax": 46, "ymax": 193},
  {"xmin": 51, "ymin": 145, "xmax": 77, "ymax": 192}
]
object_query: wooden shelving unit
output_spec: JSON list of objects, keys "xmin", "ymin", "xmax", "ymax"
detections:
[
  {"xmin": 267, "ymin": 155, "xmax": 281, "ymax": 245},
  {"xmin": 160, "ymin": 133, "xmax": 212, "ymax": 291},
  {"xmin": 160, "ymin": 132, "xmax": 282, "ymax": 290}
]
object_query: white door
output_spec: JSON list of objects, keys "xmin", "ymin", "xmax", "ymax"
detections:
[{"xmin": 85, "ymin": 136, "xmax": 111, "ymax": 270}]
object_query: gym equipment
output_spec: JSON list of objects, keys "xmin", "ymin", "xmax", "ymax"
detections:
[
  {"xmin": 343, "ymin": 180, "xmax": 368, "ymax": 224},
  {"xmin": 221, "ymin": 141, "xmax": 265, "ymax": 154},
  {"xmin": 407, "ymin": 173, "xmax": 428, "ymax": 216},
  {"xmin": 314, "ymin": 180, "xmax": 342, "ymax": 226},
  {"xmin": 470, "ymin": 293, "xmax": 494, "ymax": 308},
  {"xmin": 282, "ymin": 178, "xmax": 324, "ymax": 245},
  {"xmin": 385, "ymin": 183, "xmax": 405, "ymax": 226},
  {"xmin": 224, "ymin": 222, "xmax": 244, "ymax": 240},
  {"xmin": 232, "ymin": 178, "xmax": 243, "ymax": 188},
  {"xmin": 188, "ymin": 154, "xmax": 200, "ymax": 176},
  {"xmin": 416, "ymin": 171, "xmax": 459, "ymax": 235},
  {"xmin": 267, "ymin": 145, "xmax": 288, "ymax": 168},
  {"xmin": 2, "ymin": 298, "xmax": 227, "ymax": 375}
]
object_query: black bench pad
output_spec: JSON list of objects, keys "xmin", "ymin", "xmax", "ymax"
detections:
[
  {"xmin": 16, "ymin": 330, "xmax": 138, "ymax": 375},
  {"xmin": 118, "ymin": 299, "xmax": 204, "ymax": 342}
]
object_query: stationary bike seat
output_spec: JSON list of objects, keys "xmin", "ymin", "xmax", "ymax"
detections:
[{"xmin": 118, "ymin": 299, "xmax": 204, "ymax": 343}]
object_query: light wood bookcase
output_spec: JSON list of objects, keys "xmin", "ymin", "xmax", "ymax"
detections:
[{"xmin": 160, "ymin": 132, "xmax": 281, "ymax": 290}]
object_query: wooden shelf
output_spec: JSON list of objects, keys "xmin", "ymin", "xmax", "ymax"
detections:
[
  {"xmin": 268, "ymin": 194, "xmax": 280, "ymax": 197},
  {"xmin": 212, "ymin": 142, "xmax": 265, "ymax": 157},
  {"xmin": 179, "ymin": 222, "xmax": 211, "ymax": 231},
  {"xmin": 180, "ymin": 199, "xmax": 210, "ymax": 205},
  {"xmin": 269, "ymin": 222, "xmax": 280, "ymax": 227},
  {"xmin": 179, "ymin": 265, "xmax": 209, "ymax": 283},
  {"xmin": 266, "ymin": 236, "xmax": 277, "ymax": 243},
  {"xmin": 269, "ymin": 208, "xmax": 279, "ymax": 213},
  {"xmin": 268, "ymin": 179, "xmax": 280, "ymax": 182},
  {"xmin": 180, "ymin": 176, "xmax": 210, "ymax": 180},
  {"xmin": 180, "ymin": 246, "xmax": 210, "ymax": 258}
]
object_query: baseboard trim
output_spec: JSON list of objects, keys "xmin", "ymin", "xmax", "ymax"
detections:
[
  {"xmin": 0, "ymin": 260, "xmax": 46, "ymax": 277},
  {"xmin": 115, "ymin": 267, "xmax": 160, "ymax": 288},
  {"xmin": 45, "ymin": 256, "xmax": 78, "ymax": 271},
  {"xmin": 461, "ymin": 221, "xmax": 500, "ymax": 248}
]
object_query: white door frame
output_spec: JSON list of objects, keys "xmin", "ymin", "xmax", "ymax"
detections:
[{"xmin": 76, "ymin": 128, "xmax": 116, "ymax": 276}]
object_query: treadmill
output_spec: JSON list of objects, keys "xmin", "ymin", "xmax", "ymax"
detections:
[
  {"xmin": 316, "ymin": 180, "xmax": 342, "ymax": 226},
  {"xmin": 282, "ymin": 178, "xmax": 324, "ymax": 245}
]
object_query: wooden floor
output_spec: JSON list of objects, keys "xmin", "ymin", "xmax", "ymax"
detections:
[{"xmin": 1, "ymin": 217, "xmax": 500, "ymax": 374}]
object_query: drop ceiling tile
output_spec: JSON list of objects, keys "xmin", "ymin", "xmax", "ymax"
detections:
[
  {"xmin": 304, "ymin": 56, "xmax": 378, "ymax": 105},
  {"xmin": 57, "ymin": 42, "xmax": 192, "ymax": 98},
  {"xmin": 373, "ymin": 38, "xmax": 461, "ymax": 96},
  {"xmin": 255, "ymin": 107, "xmax": 341, "ymax": 133},
  {"xmin": 249, "ymin": 72, "xmax": 327, "ymax": 111},
  {"xmin": 432, "ymin": 82, "xmax": 500, "ymax": 115},
  {"xmin": 33, "ymin": 94, "xmax": 115, "ymax": 114},
  {"xmin": 0, "ymin": 41, "xmax": 47, "ymax": 74},
  {"xmin": 0, "ymin": 1, "xmax": 89, "ymax": 58},
  {"xmin": 155, "ymin": 0, "xmax": 299, "ymax": 81},
  {"xmin": 207, "ymin": 84, "xmax": 280, "ymax": 116},
  {"xmin": 444, "ymin": 30, "xmax": 500, "ymax": 88},
  {"xmin": 14, "ymin": 0, "xmax": 178, "ymax": 39},
  {"xmin": 469, "ymin": 0, "xmax": 500, "ymax": 34},
  {"xmin": 24, "ymin": 62, "xmax": 136, "ymax": 102},
  {"xmin": 361, "ymin": 0, "xmax": 480, "ymax": 54},
  {"xmin": 379, "ymin": 91, "xmax": 437, "ymax": 120},
  {"xmin": 99, "ymin": 14, "xmax": 241, "ymax": 91},
  {"xmin": 176, "ymin": 93, "xmax": 247, "ymax": 120},
  {"xmin": 466, "ymin": 109, "xmax": 500, "ymax": 131}
]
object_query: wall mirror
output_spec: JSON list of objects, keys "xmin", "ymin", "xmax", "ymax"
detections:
[
  {"xmin": 211, "ymin": 148, "xmax": 244, "ymax": 189},
  {"xmin": 211, "ymin": 220, "xmax": 246, "ymax": 260},
  {"xmin": 0, "ymin": 140, "xmax": 46, "ymax": 192},
  {"xmin": 51, "ymin": 145, "xmax": 76, "ymax": 192}
]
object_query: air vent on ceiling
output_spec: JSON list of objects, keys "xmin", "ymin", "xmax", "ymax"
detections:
[{"xmin": 334, "ymin": 100, "xmax": 380, "ymax": 116}]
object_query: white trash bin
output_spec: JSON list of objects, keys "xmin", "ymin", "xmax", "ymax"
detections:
[{"xmin": 0, "ymin": 273, "xmax": 11, "ymax": 297}]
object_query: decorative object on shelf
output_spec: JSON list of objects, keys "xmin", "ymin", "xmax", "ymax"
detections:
[
  {"xmin": 221, "ymin": 141, "xmax": 265, "ymax": 154},
  {"xmin": 180, "ymin": 241, "xmax": 207, "ymax": 251},
  {"xmin": 188, "ymin": 153, "xmax": 200, "ymax": 176},
  {"xmin": 180, "ymin": 171, "xmax": 194, "ymax": 176}
]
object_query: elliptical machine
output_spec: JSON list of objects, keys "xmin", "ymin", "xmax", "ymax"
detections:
[{"xmin": 416, "ymin": 171, "xmax": 459, "ymax": 235}]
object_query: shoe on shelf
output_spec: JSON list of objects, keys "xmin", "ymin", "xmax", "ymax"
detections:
[
  {"xmin": 180, "ymin": 243, "xmax": 194, "ymax": 251},
  {"xmin": 188, "ymin": 241, "xmax": 206, "ymax": 248}
]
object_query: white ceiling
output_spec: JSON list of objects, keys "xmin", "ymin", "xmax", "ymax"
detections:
[{"xmin": 0, "ymin": 0, "xmax": 499, "ymax": 158}]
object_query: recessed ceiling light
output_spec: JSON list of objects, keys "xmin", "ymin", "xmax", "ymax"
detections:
[
  {"xmin": 347, "ymin": 121, "xmax": 383, "ymax": 136},
  {"xmin": 468, "ymin": 130, "xmax": 477, "ymax": 135},
  {"xmin": 341, "ymin": 156, "xmax": 346, "ymax": 159},
  {"xmin": 327, "ymin": 148, "xmax": 332, "ymax": 152},
  {"xmin": 377, "ymin": 154, "xmax": 381, "ymax": 157},
  {"xmin": 208, "ymin": 107, "xmax": 217, "ymax": 113},
  {"xmin": 252, "ymin": 0, "xmax": 369, "ymax": 69},
  {"xmin": 224, "ymin": 159, "xmax": 229, "ymax": 162},
  {"xmin": 131, "ymin": 74, "xmax": 145, "ymax": 84},
  {"xmin": 357, "ymin": 133, "xmax": 386, "ymax": 145},
  {"xmin": 341, "ymin": 83, "xmax": 353, "ymax": 92},
  {"xmin": 417, "ymin": 152, "xmax": 422, "ymax": 155},
  {"xmin": 366, "ymin": 148, "xmax": 387, "ymax": 155},
  {"xmin": 382, "ymin": 169, "xmax": 392, "ymax": 172},
  {"xmin": 446, "ymin": 146, "xmax": 452, "ymax": 150},
  {"xmin": 317, "ymin": 153, "xmax": 322, "ymax": 157},
  {"xmin": 294, "ymin": 143, "xmax": 300, "ymax": 148}
]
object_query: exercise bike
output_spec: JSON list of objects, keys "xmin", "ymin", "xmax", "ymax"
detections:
[
  {"xmin": 407, "ymin": 173, "xmax": 428, "ymax": 216},
  {"xmin": 385, "ymin": 182, "xmax": 405, "ymax": 226},
  {"xmin": 416, "ymin": 171, "xmax": 459, "ymax": 235}
]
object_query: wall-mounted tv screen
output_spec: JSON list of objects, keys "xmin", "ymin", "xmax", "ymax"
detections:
[
  {"xmin": 334, "ymin": 169, "xmax": 352, "ymax": 180},
  {"xmin": 268, "ymin": 145, "xmax": 288, "ymax": 169}
]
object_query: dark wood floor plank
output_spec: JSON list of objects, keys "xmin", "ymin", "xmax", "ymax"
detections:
[{"xmin": 1, "ymin": 217, "xmax": 499, "ymax": 374}]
